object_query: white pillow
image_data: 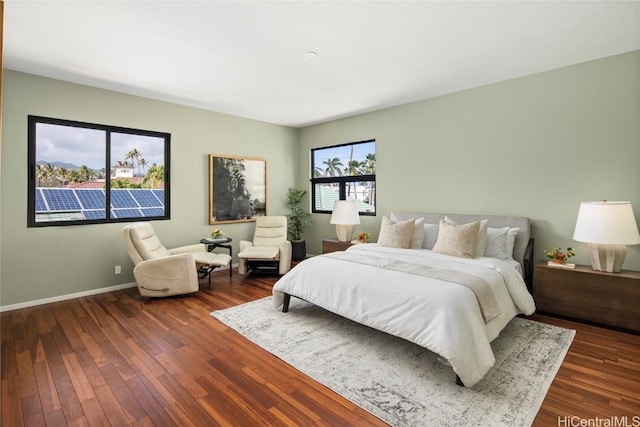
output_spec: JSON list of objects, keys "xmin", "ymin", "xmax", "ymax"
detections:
[
  {"xmin": 377, "ymin": 216, "xmax": 415, "ymax": 249},
  {"xmin": 432, "ymin": 220, "xmax": 480, "ymax": 259},
  {"xmin": 505, "ymin": 228, "xmax": 519, "ymax": 260},
  {"xmin": 445, "ymin": 216, "xmax": 488, "ymax": 258},
  {"xmin": 409, "ymin": 217, "xmax": 425, "ymax": 249},
  {"xmin": 422, "ymin": 223, "xmax": 439, "ymax": 250},
  {"xmin": 484, "ymin": 227, "xmax": 509, "ymax": 259}
]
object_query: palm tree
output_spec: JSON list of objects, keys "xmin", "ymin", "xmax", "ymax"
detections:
[
  {"xmin": 138, "ymin": 158, "xmax": 148, "ymax": 174},
  {"xmin": 143, "ymin": 164, "xmax": 165, "ymax": 189},
  {"xmin": 323, "ymin": 157, "xmax": 344, "ymax": 177},
  {"xmin": 56, "ymin": 166, "xmax": 69, "ymax": 185},
  {"xmin": 346, "ymin": 160, "xmax": 361, "ymax": 197},
  {"xmin": 363, "ymin": 153, "xmax": 376, "ymax": 205},
  {"xmin": 36, "ymin": 163, "xmax": 56, "ymax": 187},
  {"xmin": 77, "ymin": 165, "xmax": 95, "ymax": 182},
  {"xmin": 126, "ymin": 149, "xmax": 143, "ymax": 175}
]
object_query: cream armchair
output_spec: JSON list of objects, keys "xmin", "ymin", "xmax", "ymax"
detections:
[
  {"xmin": 238, "ymin": 216, "xmax": 291, "ymax": 276},
  {"xmin": 123, "ymin": 222, "xmax": 232, "ymax": 297}
]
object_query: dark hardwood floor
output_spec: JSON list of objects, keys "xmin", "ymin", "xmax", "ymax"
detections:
[{"xmin": 2, "ymin": 268, "xmax": 639, "ymax": 426}]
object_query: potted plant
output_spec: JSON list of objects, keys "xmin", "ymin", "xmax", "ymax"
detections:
[{"xmin": 285, "ymin": 187, "xmax": 312, "ymax": 261}]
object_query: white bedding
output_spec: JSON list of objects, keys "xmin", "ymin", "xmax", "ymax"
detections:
[{"xmin": 272, "ymin": 244, "xmax": 536, "ymax": 387}]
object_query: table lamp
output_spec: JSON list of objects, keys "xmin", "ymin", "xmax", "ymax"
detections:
[
  {"xmin": 572, "ymin": 201, "xmax": 640, "ymax": 272},
  {"xmin": 330, "ymin": 200, "xmax": 360, "ymax": 242}
]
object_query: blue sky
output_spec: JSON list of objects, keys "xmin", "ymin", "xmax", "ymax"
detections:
[
  {"xmin": 36, "ymin": 122, "xmax": 165, "ymax": 170},
  {"xmin": 313, "ymin": 141, "xmax": 375, "ymax": 170}
]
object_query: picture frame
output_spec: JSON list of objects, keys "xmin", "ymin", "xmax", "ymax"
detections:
[{"xmin": 208, "ymin": 154, "xmax": 267, "ymax": 224}]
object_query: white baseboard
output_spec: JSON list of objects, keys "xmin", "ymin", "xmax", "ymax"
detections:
[
  {"xmin": 0, "ymin": 263, "xmax": 239, "ymax": 313},
  {"xmin": 0, "ymin": 282, "xmax": 138, "ymax": 312}
]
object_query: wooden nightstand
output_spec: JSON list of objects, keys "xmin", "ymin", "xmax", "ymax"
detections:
[
  {"xmin": 534, "ymin": 261, "xmax": 640, "ymax": 333},
  {"xmin": 322, "ymin": 239, "xmax": 355, "ymax": 254}
]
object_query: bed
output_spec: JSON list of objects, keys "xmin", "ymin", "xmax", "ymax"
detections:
[{"xmin": 272, "ymin": 213, "xmax": 536, "ymax": 387}]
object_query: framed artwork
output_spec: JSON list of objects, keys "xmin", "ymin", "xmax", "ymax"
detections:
[{"xmin": 209, "ymin": 154, "xmax": 267, "ymax": 224}]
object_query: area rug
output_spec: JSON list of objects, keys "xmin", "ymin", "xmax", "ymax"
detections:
[{"xmin": 211, "ymin": 297, "xmax": 575, "ymax": 427}]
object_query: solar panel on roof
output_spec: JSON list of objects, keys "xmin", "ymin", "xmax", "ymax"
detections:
[
  {"xmin": 152, "ymin": 189, "xmax": 164, "ymax": 201},
  {"xmin": 110, "ymin": 190, "xmax": 138, "ymax": 208},
  {"xmin": 111, "ymin": 208, "xmax": 143, "ymax": 218},
  {"xmin": 36, "ymin": 187, "xmax": 166, "ymax": 221},
  {"xmin": 35, "ymin": 189, "xmax": 48, "ymax": 212},
  {"xmin": 129, "ymin": 189, "xmax": 163, "ymax": 207},
  {"xmin": 76, "ymin": 189, "xmax": 105, "ymax": 209},
  {"xmin": 141, "ymin": 207, "xmax": 165, "ymax": 217},
  {"xmin": 41, "ymin": 188, "xmax": 81, "ymax": 211},
  {"xmin": 82, "ymin": 210, "xmax": 106, "ymax": 220}
]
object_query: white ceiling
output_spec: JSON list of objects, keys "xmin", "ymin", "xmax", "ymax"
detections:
[{"xmin": 4, "ymin": 1, "xmax": 640, "ymax": 128}]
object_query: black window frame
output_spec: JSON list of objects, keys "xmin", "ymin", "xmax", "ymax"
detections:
[
  {"xmin": 310, "ymin": 139, "xmax": 376, "ymax": 216},
  {"xmin": 27, "ymin": 115, "xmax": 171, "ymax": 227}
]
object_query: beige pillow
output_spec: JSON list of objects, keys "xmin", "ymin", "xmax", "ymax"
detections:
[
  {"xmin": 432, "ymin": 220, "xmax": 480, "ymax": 258},
  {"xmin": 445, "ymin": 216, "xmax": 488, "ymax": 258},
  {"xmin": 390, "ymin": 214, "xmax": 425, "ymax": 249},
  {"xmin": 377, "ymin": 216, "xmax": 415, "ymax": 249}
]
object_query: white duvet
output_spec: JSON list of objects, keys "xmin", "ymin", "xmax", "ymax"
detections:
[{"xmin": 272, "ymin": 244, "xmax": 536, "ymax": 387}]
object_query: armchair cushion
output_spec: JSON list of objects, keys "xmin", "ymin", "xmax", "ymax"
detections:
[
  {"xmin": 128, "ymin": 223, "xmax": 172, "ymax": 260},
  {"xmin": 237, "ymin": 216, "xmax": 291, "ymax": 275},
  {"xmin": 238, "ymin": 246, "xmax": 279, "ymax": 259}
]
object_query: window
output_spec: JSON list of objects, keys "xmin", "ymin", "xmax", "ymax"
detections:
[
  {"xmin": 311, "ymin": 139, "xmax": 376, "ymax": 215},
  {"xmin": 28, "ymin": 116, "xmax": 170, "ymax": 227}
]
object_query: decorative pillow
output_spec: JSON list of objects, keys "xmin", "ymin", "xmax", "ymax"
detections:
[
  {"xmin": 408, "ymin": 217, "xmax": 425, "ymax": 249},
  {"xmin": 484, "ymin": 227, "xmax": 509, "ymax": 259},
  {"xmin": 505, "ymin": 228, "xmax": 519, "ymax": 260},
  {"xmin": 377, "ymin": 216, "xmax": 415, "ymax": 249},
  {"xmin": 422, "ymin": 223, "xmax": 440, "ymax": 250},
  {"xmin": 432, "ymin": 220, "xmax": 480, "ymax": 258},
  {"xmin": 390, "ymin": 214, "xmax": 425, "ymax": 249},
  {"xmin": 444, "ymin": 216, "xmax": 488, "ymax": 258}
]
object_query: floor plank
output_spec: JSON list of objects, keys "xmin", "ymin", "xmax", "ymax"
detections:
[{"xmin": 1, "ymin": 268, "xmax": 639, "ymax": 426}]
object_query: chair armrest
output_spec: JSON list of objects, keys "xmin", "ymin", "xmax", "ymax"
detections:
[
  {"xmin": 278, "ymin": 240, "xmax": 292, "ymax": 274},
  {"xmin": 239, "ymin": 240, "xmax": 253, "ymax": 252},
  {"xmin": 133, "ymin": 253, "xmax": 199, "ymax": 296},
  {"xmin": 169, "ymin": 243, "xmax": 207, "ymax": 255}
]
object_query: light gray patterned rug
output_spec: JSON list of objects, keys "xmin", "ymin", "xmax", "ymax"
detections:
[{"xmin": 211, "ymin": 297, "xmax": 574, "ymax": 427}]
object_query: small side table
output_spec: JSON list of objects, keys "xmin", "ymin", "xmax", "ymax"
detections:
[
  {"xmin": 534, "ymin": 261, "xmax": 640, "ymax": 332},
  {"xmin": 322, "ymin": 239, "xmax": 354, "ymax": 254},
  {"xmin": 201, "ymin": 237, "xmax": 233, "ymax": 277}
]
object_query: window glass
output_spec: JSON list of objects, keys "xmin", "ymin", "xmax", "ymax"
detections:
[
  {"xmin": 28, "ymin": 116, "xmax": 170, "ymax": 226},
  {"xmin": 311, "ymin": 140, "xmax": 375, "ymax": 215}
]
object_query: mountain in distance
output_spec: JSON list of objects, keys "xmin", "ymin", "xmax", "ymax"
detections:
[{"xmin": 36, "ymin": 160, "xmax": 82, "ymax": 169}]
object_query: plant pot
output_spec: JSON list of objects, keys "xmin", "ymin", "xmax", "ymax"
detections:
[
  {"xmin": 553, "ymin": 254, "xmax": 565, "ymax": 264},
  {"xmin": 291, "ymin": 240, "xmax": 306, "ymax": 261}
]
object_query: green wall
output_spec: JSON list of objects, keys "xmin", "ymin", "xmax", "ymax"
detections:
[
  {"xmin": 1, "ymin": 70, "xmax": 298, "ymax": 307},
  {"xmin": 298, "ymin": 51, "xmax": 640, "ymax": 270},
  {"xmin": 2, "ymin": 50, "xmax": 639, "ymax": 308}
]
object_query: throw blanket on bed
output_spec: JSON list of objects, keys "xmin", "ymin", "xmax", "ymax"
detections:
[{"xmin": 324, "ymin": 251, "xmax": 501, "ymax": 322}]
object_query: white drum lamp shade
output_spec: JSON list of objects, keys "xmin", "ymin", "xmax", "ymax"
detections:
[
  {"xmin": 330, "ymin": 200, "xmax": 360, "ymax": 242},
  {"xmin": 573, "ymin": 201, "xmax": 640, "ymax": 272}
]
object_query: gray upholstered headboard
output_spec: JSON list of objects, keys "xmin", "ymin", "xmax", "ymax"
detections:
[{"xmin": 392, "ymin": 212, "xmax": 533, "ymax": 291}]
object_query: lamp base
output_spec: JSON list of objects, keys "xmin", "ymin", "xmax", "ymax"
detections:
[
  {"xmin": 585, "ymin": 243, "xmax": 627, "ymax": 273},
  {"xmin": 335, "ymin": 224, "xmax": 354, "ymax": 242}
]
